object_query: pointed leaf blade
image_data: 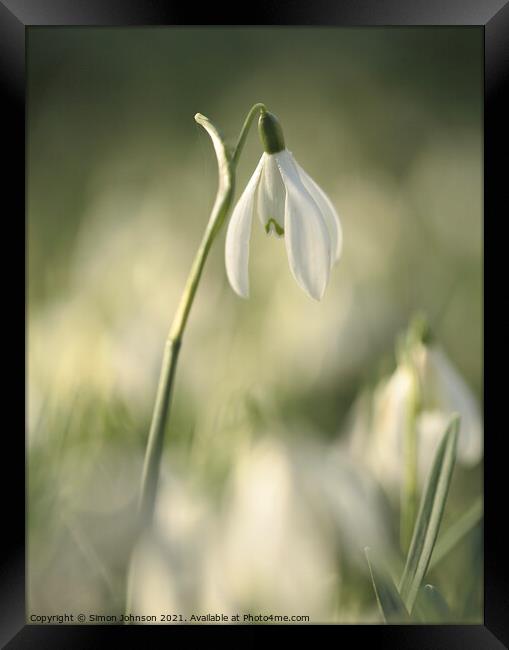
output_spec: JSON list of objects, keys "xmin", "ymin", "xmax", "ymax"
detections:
[
  {"xmin": 430, "ymin": 497, "xmax": 483, "ymax": 570},
  {"xmin": 413, "ymin": 584, "xmax": 452, "ymax": 622},
  {"xmin": 398, "ymin": 415, "xmax": 459, "ymax": 612},
  {"xmin": 365, "ymin": 548, "xmax": 410, "ymax": 623}
]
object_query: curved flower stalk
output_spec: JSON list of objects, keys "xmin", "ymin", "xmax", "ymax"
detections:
[
  {"xmin": 126, "ymin": 103, "xmax": 340, "ymax": 618},
  {"xmin": 125, "ymin": 104, "xmax": 264, "ymax": 618},
  {"xmin": 225, "ymin": 111, "xmax": 342, "ymax": 300}
]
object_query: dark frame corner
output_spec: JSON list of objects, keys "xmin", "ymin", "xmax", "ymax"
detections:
[{"xmin": 3, "ymin": 0, "xmax": 508, "ymax": 647}]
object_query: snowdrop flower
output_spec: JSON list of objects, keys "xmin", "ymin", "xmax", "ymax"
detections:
[
  {"xmin": 411, "ymin": 338, "xmax": 482, "ymax": 466},
  {"xmin": 225, "ymin": 111, "xmax": 342, "ymax": 300},
  {"xmin": 345, "ymin": 318, "xmax": 482, "ymax": 492}
]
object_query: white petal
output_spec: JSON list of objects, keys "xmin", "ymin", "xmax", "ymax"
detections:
[
  {"xmin": 296, "ymin": 162, "xmax": 343, "ymax": 265},
  {"xmin": 428, "ymin": 347, "xmax": 483, "ymax": 465},
  {"xmin": 225, "ymin": 155, "xmax": 265, "ymax": 298},
  {"xmin": 275, "ymin": 150, "xmax": 331, "ymax": 300},
  {"xmin": 257, "ymin": 153, "xmax": 285, "ymax": 235}
]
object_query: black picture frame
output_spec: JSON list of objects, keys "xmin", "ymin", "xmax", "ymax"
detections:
[{"xmin": 3, "ymin": 1, "xmax": 507, "ymax": 647}]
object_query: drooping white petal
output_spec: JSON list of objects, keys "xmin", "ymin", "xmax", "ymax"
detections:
[
  {"xmin": 257, "ymin": 154, "xmax": 286, "ymax": 236},
  {"xmin": 225, "ymin": 155, "xmax": 265, "ymax": 298},
  {"xmin": 296, "ymin": 162, "xmax": 343, "ymax": 265},
  {"xmin": 275, "ymin": 150, "xmax": 331, "ymax": 300}
]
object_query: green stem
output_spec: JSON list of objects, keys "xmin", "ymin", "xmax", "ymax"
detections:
[
  {"xmin": 137, "ymin": 338, "xmax": 181, "ymax": 528},
  {"xmin": 124, "ymin": 104, "xmax": 265, "ymax": 616},
  {"xmin": 232, "ymin": 102, "xmax": 266, "ymax": 166},
  {"xmin": 401, "ymin": 367, "xmax": 420, "ymax": 554}
]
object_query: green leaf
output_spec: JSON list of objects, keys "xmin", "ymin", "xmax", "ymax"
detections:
[
  {"xmin": 365, "ymin": 548, "xmax": 410, "ymax": 623},
  {"xmin": 430, "ymin": 497, "xmax": 483, "ymax": 570},
  {"xmin": 398, "ymin": 415, "xmax": 459, "ymax": 613},
  {"xmin": 413, "ymin": 584, "xmax": 451, "ymax": 622}
]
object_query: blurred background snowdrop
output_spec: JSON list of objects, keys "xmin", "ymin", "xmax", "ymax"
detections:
[
  {"xmin": 344, "ymin": 320, "xmax": 483, "ymax": 497},
  {"xmin": 202, "ymin": 437, "xmax": 337, "ymax": 619},
  {"xmin": 129, "ymin": 436, "xmax": 391, "ymax": 622},
  {"xmin": 28, "ymin": 27, "xmax": 482, "ymax": 622}
]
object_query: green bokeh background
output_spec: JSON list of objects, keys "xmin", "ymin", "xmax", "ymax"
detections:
[{"xmin": 28, "ymin": 27, "xmax": 482, "ymax": 622}]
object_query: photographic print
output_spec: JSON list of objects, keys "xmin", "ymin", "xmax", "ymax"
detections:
[{"xmin": 27, "ymin": 26, "xmax": 483, "ymax": 627}]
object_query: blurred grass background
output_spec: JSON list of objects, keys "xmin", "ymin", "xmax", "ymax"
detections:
[{"xmin": 27, "ymin": 27, "xmax": 482, "ymax": 622}]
